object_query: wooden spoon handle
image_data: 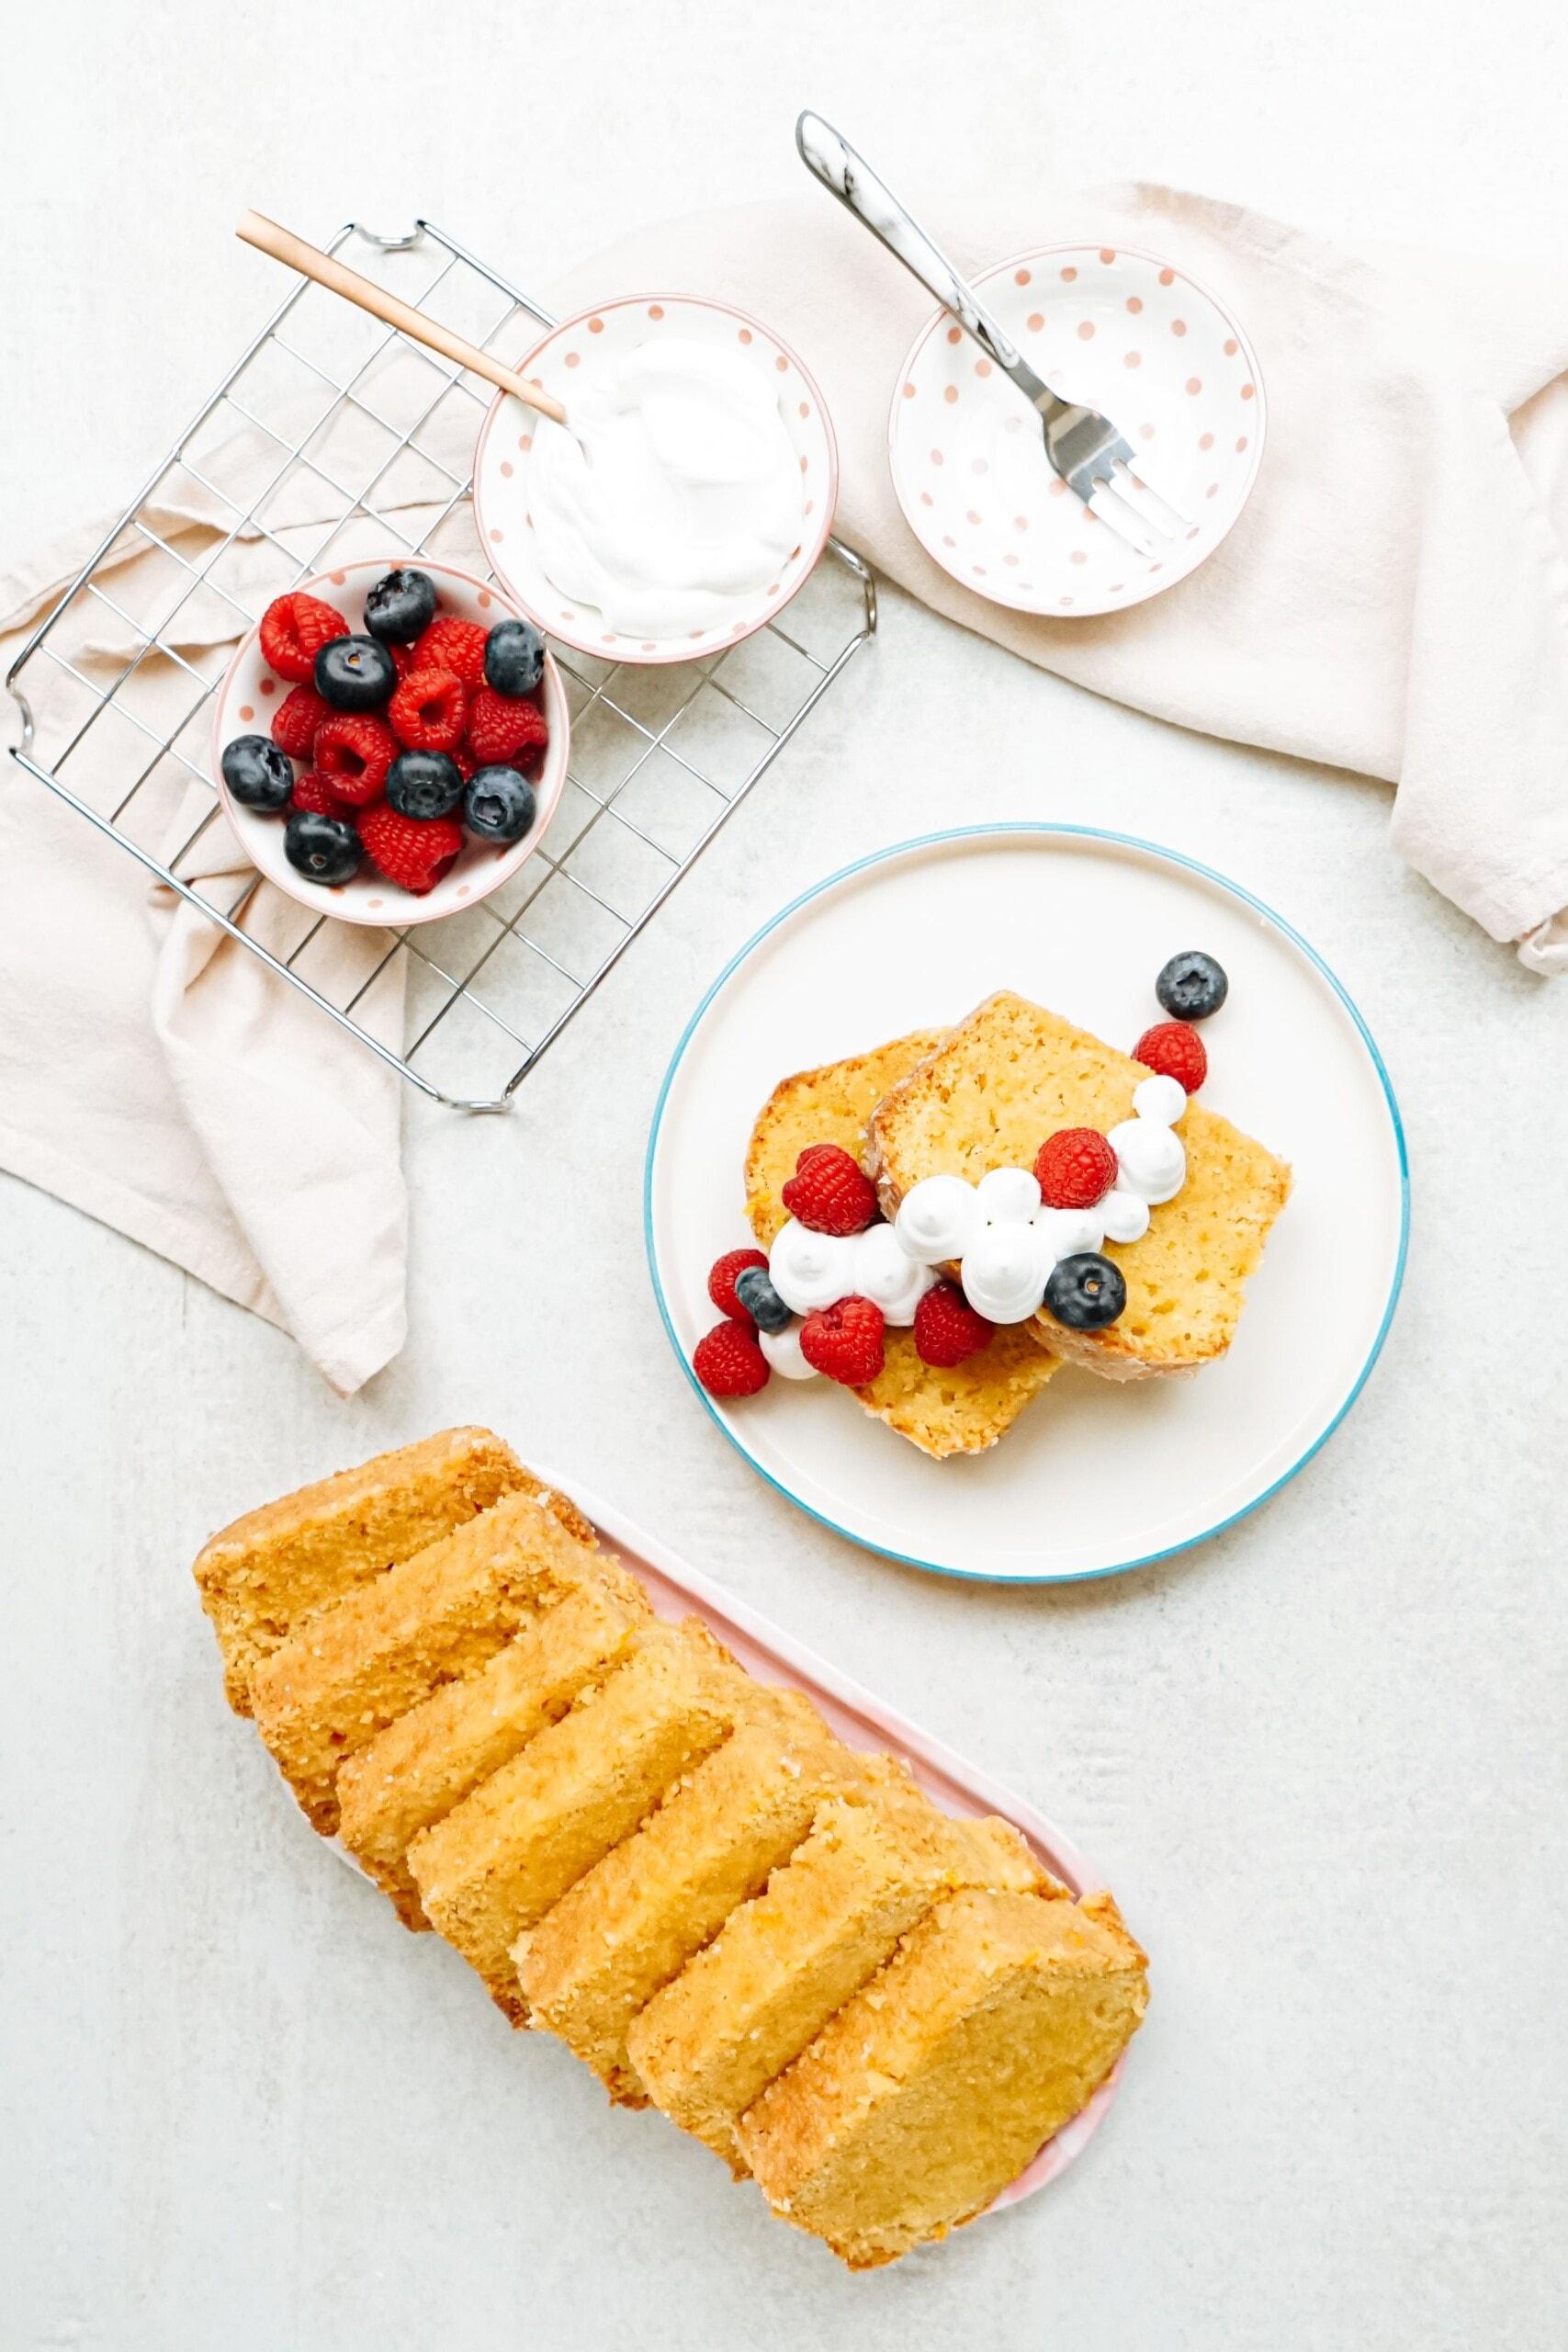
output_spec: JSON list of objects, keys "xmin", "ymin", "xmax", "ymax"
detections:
[{"xmin": 235, "ymin": 210, "xmax": 567, "ymax": 426}]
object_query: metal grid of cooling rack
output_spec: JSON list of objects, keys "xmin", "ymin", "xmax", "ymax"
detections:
[{"xmin": 4, "ymin": 218, "xmax": 875, "ymax": 1112}]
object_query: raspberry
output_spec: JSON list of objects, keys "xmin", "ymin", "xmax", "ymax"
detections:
[
  {"xmin": 389, "ymin": 637, "xmax": 422, "ymax": 683},
  {"xmin": 913, "ymin": 1282, "xmax": 994, "ymax": 1368},
  {"xmin": 358, "ymin": 805, "xmax": 464, "ymax": 895},
  {"xmin": 258, "ymin": 591, "xmax": 349, "ymax": 684},
  {"xmin": 692, "ymin": 1318, "xmax": 770, "ymax": 1398},
  {"xmin": 799, "ymin": 1295, "xmax": 886, "ymax": 1385},
  {"xmin": 414, "ymin": 615, "xmax": 489, "ymax": 689},
  {"xmin": 270, "ymin": 683, "xmax": 333, "ymax": 760},
  {"xmin": 1034, "ymin": 1126, "xmax": 1119, "ymax": 1210},
  {"xmin": 389, "ymin": 666, "xmax": 467, "ymax": 754},
  {"xmin": 1134, "ymin": 1021, "xmax": 1207, "ymax": 1092},
  {"xmin": 466, "ymin": 684, "xmax": 549, "ymax": 769},
  {"xmin": 290, "ymin": 769, "xmax": 356, "ymax": 820},
  {"xmin": 708, "ymin": 1248, "xmax": 769, "ymax": 1322},
  {"xmin": 780, "ymin": 1144, "xmax": 878, "ymax": 1237},
  {"xmin": 313, "ymin": 714, "xmax": 398, "ymax": 806}
]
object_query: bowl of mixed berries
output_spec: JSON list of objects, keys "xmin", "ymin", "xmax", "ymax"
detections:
[{"xmin": 211, "ymin": 556, "xmax": 570, "ymax": 924}]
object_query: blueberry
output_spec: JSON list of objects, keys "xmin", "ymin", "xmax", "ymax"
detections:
[
  {"xmin": 734, "ymin": 1266, "xmax": 792, "ymax": 1333},
  {"xmin": 1043, "ymin": 1251, "xmax": 1127, "ymax": 1330},
  {"xmin": 284, "ymin": 810, "xmax": 361, "ymax": 885},
  {"xmin": 220, "ymin": 732, "xmax": 294, "ymax": 811},
  {"xmin": 484, "ymin": 617, "xmax": 546, "ymax": 697},
  {"xmin": 386, "ymin": 749, "xmax": 465, "ymax": 821},
  {"xmin": 314, "ymin": 634, "xmax": 397, "ymax": 710},
  {"xmin": 1156, "ymin": 949, "xmax": 1228, "ymax": 1023},
  {"xmin": 464, "ymin": 763, "xmax": 536, "ymax": 843},
  {"xmin": 363, "ymin": 568, "xmax": 438, "ymax": 644}
]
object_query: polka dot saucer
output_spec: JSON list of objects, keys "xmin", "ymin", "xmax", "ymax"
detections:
[
  {"xmin": 888, "ymin": 243, "xmax": 1265, "ymax": 618},
  {"xmin": 473, "ymin": 293, "xmax": 840, "ymax": 667}
]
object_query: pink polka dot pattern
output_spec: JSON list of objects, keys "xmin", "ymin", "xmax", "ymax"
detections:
[
  {"xmin": 589, "ymin": 316, "xmax": 604, "ymax": 334},
  {"xmin": 238, "ymin": 705, "xmax": 254, "ymax": 723},
  {"xmin": 1077, "ymin": 321, "xmax": 1095, "ymax": 341}
]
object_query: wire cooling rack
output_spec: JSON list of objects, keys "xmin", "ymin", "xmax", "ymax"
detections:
[{"xmin": 5, "ymin": 219, "xmax": 875, "ymax": 1111}]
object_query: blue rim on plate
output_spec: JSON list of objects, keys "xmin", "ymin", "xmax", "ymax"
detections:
[{"xmin": 644, "ymin": 822, "xmax": 1410, "ymax": 1585}]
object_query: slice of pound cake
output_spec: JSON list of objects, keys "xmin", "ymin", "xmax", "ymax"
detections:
[
  {"xmin": 515, "ymin": 1690, "xmax": 859, "ymax": 2099},
  {"xmin": 625, "ymin": 1763, "xmax": 1053, "ymax": 2169},
  {"xmin": 405, "ymin": 1618, "xmax": 749, "ymax": 2019},
  {"xmin": 248, "ymin": 1490, "xmax": 637, "ymax": 1835},
  {"xmin": 745, "ymin": 1031, "xmax": 1059, "ymax": 1457},
  {"xmin": 738, "ymin": 1887, "xmax": 1148, "ymax": 2267},
  {"xmin": 869, "ymin": 992, "xmax": 1291, "ymax": 1380},
  {"xmin": 193, "ymin": 1428, "xmax": 557, "ymax": 1711},
  {"xmin": 336, "ymin": 1574, "xmax": 652, "ymax": 1927}
]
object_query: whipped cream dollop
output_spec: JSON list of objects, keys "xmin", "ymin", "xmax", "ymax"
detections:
[
  {"xmin": 761, "ymin": 1078, "xmax": 1191, "ymax": 1345},
  {"xmin": 527, "ymin": 339, "xmax": 804, "ymax": 637}
]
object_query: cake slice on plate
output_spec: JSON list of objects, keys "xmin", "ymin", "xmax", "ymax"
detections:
[
  {"xmin": 738, "ymin": 1886, "xmax": 1148, "ymax": 2268},
  {"xmin": 745, "ymin": 1031, "xmax": 1059, "ymax": 1456},
  {"xmin": 869, "ymin": 991, "xmax": 1291, "ymax": 1381}
]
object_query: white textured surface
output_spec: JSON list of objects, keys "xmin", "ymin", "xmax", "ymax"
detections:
[{"xmin": 3, "ymin": 4, "xmax": 1565, "ymax": 2347}]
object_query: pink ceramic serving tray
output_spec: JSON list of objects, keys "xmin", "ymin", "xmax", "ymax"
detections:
[{"xmin": 530, "ymin": 1464, "xmax": 1128, "ymax": 2214}]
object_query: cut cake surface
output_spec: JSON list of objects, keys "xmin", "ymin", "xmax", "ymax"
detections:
[
  {"xmin": 406, "ymin": 1617, "xmax": 749, "ymax": 2018},
  {"xmin": 625, "ymin": 1763, "xmax": 1052, "ymax": 2169},
  {"xmin": 248, "ymin": 1491, "xmax": 635, "ymax": 1835},
  {"xmin": 515, "ymin": 1689, "xmax": 859, "ymax": 2099},
  {"xmin": 191, "ymin": 1428, "xmax": 570, "ymax": 1711},
  {"xmin": 868, "ymin": 992, "xmax": 1292, "ymax": 1380},
  {"xmin": 336, "ymin": 1572, "xmax": 652, "ymax": 1927},
  {"xmin": 739, "ymin": 1886, "xmax": 1148, "ymax": 2267},
  {"xmin": 745, "ymin": 1030, "xmax": 1058, "ymax": 1456}
]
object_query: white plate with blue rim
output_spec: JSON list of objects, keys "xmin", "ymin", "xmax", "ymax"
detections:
[{"xmin": 645, "ymin": 825, "xmax": 1407, "ymax": 1584}]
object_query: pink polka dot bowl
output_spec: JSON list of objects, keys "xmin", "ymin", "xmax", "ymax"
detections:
[
  {"xmin": 471, "ymin": 292, "xmax": 839, "ymax": 667},
  {"xmin": 210, "ymin": 556, "xmax": 570, "ymax": 930},
  {"xmin": 889, "ymin": 243, "xmax": 1265, "ymax": 618}
]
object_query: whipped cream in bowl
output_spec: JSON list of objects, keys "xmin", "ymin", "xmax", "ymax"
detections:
[{"xmin": 473, "ymin": 294, "xmax": 839, "ymax": 666}]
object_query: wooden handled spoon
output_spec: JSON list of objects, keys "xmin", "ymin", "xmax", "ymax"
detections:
[{"xmin": 235, "ymin": 211, "xmax": 567, "ymax": 426}]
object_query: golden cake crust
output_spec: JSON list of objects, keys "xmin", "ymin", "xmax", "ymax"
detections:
[
  {"xmin": 744, "ymin": 1031, "xmax": 1059, "ymax": 1456},
  {"xmin": 625, "ymin": 1763, "xmax": 1055, "ymax": 2169},
  {"xmin": 868, "ymin": 992, "xmax": 1292, "ymax": 1380},
  {"xmin": 515, "ymin": 1689, "xmax": 860, "ymax": 2098},
  {"xmin": 406, "ymin": 1618, "xmax": 750, "ymax": 2019},
  {"xmin": 191, "ymin": 1429, "xmax": 584, "ymax": 1711},
  {"xmin": 248, "ymin": 1492, "xmax": 632, "ymax": 1835},
  {"xmin": 336, "ymin": 1572, "xmax": 653, "ymax": 1926},
  {"xmin": 739, "ymin": 1886, "xmax": 1149, "ymax": 2267}
]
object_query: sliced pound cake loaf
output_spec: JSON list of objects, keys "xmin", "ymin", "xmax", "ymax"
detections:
[
  {"xmin": 738, "ymin": 1887, "xmax": 1148, "ymax": 2267},
  {"xmin": 625, "ymin": 1762, "xmax": 1054, "ymax": 2170},
  {"xmin": 745, "ymin": 1031, "xmax": 1059, "ymax": 1456},
  {"xmin": 869, "ymin": 992, "xmax": 1291, "ymax": 1380}
]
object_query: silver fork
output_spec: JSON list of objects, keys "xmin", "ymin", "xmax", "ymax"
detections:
[{"xmin": 795, "ymin": 111, "xmax": 1190, "ymax": 561}]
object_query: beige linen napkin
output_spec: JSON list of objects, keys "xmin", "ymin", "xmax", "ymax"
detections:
[
  {"xmin": 3, "ymin": 181, "xmax": 1562, "ymax": 1398},
  {"xmin": 544, "ymin": 185, "xmax": 1568, "ymax": 972}
]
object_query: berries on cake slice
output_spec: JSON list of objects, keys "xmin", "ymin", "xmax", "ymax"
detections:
[
  {"xmin": 1043, "ymin": 1252, "xmax": 1126, "ymax": 1330},
  {"xmin": 1033, "ymin": 1127, "xmax": 1118, "ymax": 1210},
  {"xmin": 913, "ymin": 1282, "xmax": 993, "ymax": 1368},
  {"xmin": 1133, "ymin": 1021, "xmax": 1207, "ymax": 1092},
  {"xmin": 799, "ymin": 1296, "xmax": 886, "ymax": 1385},
  {"xmin": 780, "ymin": 1144, "xmax": 878, "ymax": 1237},
  {"xmin": 707, "ymin": 1249, "xmax": 770, "ymax": 1321}
]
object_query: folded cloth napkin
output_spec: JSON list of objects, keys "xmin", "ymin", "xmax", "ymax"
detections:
[
  {"xmin": 3, "ymin": 181, "xmax": 1562, "ymax": 1399},
  {"xmin": 543, "ymin": 184, "xmax": 1568, "ymax": 973},
  {"xmin": 0, "ymin": 381, "xmax": 479, "ymax": 1394}
]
